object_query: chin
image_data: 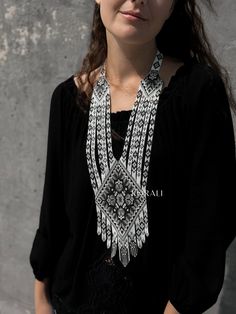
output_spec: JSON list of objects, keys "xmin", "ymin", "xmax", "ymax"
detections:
[
  {"xmin": 111, "ymin": 28, "xmax": 150, "ymax": 45},
  {"xmin": 117, "ymin": 36, "xmax": 152, "ymax": 46}
]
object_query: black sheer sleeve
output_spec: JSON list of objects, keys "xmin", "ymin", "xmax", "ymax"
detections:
[
  {"xmin": 169, "ymin": 70, "xmax": 236, "ymax": 313},
  {"xmin": 29, "ymin": 83, "xmax": 69, "ymax": 281}
]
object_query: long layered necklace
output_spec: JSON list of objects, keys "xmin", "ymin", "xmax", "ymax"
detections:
[{"xmin": 86, "ymin": 49, "xmax": 164, "ymax": 267}]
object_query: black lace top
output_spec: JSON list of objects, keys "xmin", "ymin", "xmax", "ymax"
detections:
[{"xmin": 29, "ymin": 57, "xmax": 236, "ymax": 314}]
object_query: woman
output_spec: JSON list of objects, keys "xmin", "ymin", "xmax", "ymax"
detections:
[{"xmin": 29, "ymin": 0, "xmax": 236, "ymax": 313}]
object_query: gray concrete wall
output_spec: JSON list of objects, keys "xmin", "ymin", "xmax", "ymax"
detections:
[{"xmin": 0, "ymin": 1, "xmax": 235, "ymax": 313}]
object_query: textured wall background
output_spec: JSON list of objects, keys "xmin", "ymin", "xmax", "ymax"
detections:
[{"xmin": 0, "ymin": 1, "xmax": 235, "ymax": 313}]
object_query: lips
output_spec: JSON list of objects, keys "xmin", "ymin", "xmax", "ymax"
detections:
[{"xmin": 120, "ymin": 10, "xmax": 147, "ymax": 21}]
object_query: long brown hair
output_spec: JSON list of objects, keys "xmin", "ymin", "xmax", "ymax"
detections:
[{"xmin": 74, "ymin": 0, "xmax": 236, "ymax": 114}]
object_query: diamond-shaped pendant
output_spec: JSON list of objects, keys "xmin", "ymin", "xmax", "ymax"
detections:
[{"xmin": 96, "ymin": 159, "xmax": 146, "ymax": 237}]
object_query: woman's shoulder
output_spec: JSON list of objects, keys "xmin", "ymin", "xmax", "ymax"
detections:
[
  {"xmin": 52, "ymin": 75, "xmax": 79, "ymax": 100},
  {"xmin": 184, "ymin": 57, "xmax": 224, "ymax": 92},
  {"xmin": 182, "ymin": 58, "xmax": 231, "ymax": 120},
  {"xmin": 47, "ymin": 75, "xmax": 87, "ymax": 133},
  {"xmin": 50, "ymin": 74, "xmax": 90, "ymax": 116},
  {"xmin": 160, "ymin": 56, "xmax": 223, "ymax": 102},
  {"xmin": 53, "ymin": 69, "xmax": 101, "ymax": 104}
]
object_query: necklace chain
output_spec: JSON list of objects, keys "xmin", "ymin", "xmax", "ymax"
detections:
[{"xmin": 103, "ymin": 59, "xmax": 154, "ymax": 89}]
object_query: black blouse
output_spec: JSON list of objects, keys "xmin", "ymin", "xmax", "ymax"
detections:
[{"xmin": 29, "ymin": 57, "xmax": 236, "ymax": 314}]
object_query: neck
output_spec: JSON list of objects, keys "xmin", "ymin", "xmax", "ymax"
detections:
[{"xmin": 105, "ymin": 33, "xmax": 159, "ymax": 87}]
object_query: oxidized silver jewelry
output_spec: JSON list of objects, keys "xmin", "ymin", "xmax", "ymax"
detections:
[{"xmin": 86, "ymin": 49, "xmax": 164, "ymax": 267}]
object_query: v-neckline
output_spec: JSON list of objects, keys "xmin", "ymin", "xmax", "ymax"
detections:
[{"xmin": 97, "ymin": 49, "xmax": 164, "ymax": 165}]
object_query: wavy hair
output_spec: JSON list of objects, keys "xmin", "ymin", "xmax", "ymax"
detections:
[{"xmin": 74, "ymin": 0, "xmax": 236, "ymax": 114}]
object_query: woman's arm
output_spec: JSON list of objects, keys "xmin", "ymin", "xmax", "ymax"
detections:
[
  {"xmin": 34, "ymin": 278, "xmax": 53, "ymax": 314},
  {"xmin": 168, "ymin": 69, "xmax": 236, "ymax": 313},
  {"xmin": 29, "ymin": 83, "xmax": 70, "ymax": 308},
  {"xmin": 164, "ymin": 300, "xmax": 180, "ymax": 314}
]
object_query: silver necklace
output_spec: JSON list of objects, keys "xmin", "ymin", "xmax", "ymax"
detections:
[{"xmin": 86, "ymin": 49, "xmax": 164, "ymax": 267}]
